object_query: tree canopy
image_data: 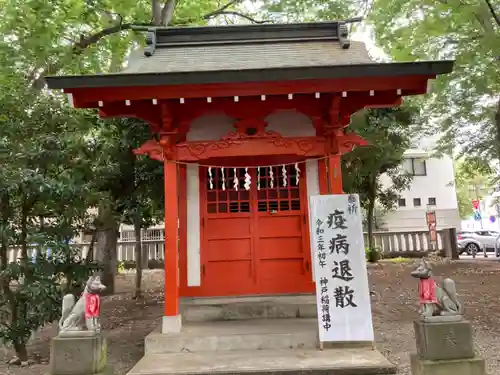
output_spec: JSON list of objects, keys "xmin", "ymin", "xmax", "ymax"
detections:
[
  {"xmin": 343, "ymin": 106, "xmax": 415, "ymax": 258},
  {"xmin": 453, "ymin": 158, "xmax": 494, "ymax": 218},
  {"xmin": 369, "ymin": 0, "xmax": 500, "ymax": 165}
]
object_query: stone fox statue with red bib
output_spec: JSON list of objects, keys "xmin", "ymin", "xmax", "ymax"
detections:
[
  {"xmin": 410, "ymin": 259, "xmax": 463, "ymax": 319},
  {"xmin": 58, "ymin": 275, "xmax": 106, "ymax": 334}
]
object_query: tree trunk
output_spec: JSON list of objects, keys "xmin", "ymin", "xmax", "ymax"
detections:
[
  {"xmin": 152, "ymin": 0, "xmax": 162, "ymax": 25},
  {"xmin": 366, "ymin": 173, "xmax": 378, "ymax": 261},
  {"xmin": 133, "ymin": 217, "xmax": 143, "ymax": 299},
  {"xmin": 367, "ymin": 197, "xmax": 375, "ymax": 252},
  {"xmin": 160, "ymin": 0, "xmax": 177, "ymax": 26},
  {"xmin": 95, "ymin": 203, "xmax": 118, "ymax": 295},
  {"xmin": 13, "ymin": 342, "xmax": 28, "ymax": 362},
  {"xmin": 85, "ymin": 230, "xmax": 98, "ymax": 263}
]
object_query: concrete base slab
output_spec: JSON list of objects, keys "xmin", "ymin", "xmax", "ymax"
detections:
[
  {"xmin": 127, "ymin": 348, "xmax": 397, "ymax": 375},
  {"xmin": 180, "ymin": 294, "xmax": 317, "ymax": 322},
  {"xmin": 146, "ymin": 318, "xmax": 318, "ymax": 354},
  {"xmin": 162, "ymin": 315, "xmax": 182, "ymax": 333},
  {"xmin": 410, "ymin": 353, "xmax": 485, "ymax": 375}
]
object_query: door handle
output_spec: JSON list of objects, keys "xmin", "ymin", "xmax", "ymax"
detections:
[
  {"xmin": 202, "ymin": 264, "xmax": 206, "ymax": 277},
  {"xmin": 305, "ymin": 260, "xmax": 310, "ymax": 272}
]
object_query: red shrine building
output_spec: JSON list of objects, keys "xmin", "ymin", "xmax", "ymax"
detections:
[{"xmin": 47, "ymin": 21, "xmax": 453, "ymax": 333}]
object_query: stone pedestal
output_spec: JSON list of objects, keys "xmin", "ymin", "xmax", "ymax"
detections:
[
  {"xmin": 410, "ymin": 319, "xmax": 485, "ymax": 375},
  {"xmin": 410, "ymin": 354, "xmax": 486, "ymax": 375},
  {"xmin": 50, "ymin": 332, "xmax": 111, "ymax": 375}
]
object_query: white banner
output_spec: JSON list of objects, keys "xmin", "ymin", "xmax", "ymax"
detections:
[{"xmin": 309, "ymin": 194, "xmax": 374, "ymax": 342}]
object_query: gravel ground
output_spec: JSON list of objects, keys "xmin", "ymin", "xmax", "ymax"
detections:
[{"xmin": 1, "ymin": 260, "xmax": 499, "ymax": 375}]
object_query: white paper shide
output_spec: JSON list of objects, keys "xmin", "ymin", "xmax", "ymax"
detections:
[{"xmin": 309, "ymin": 194, "xmax": 374, "ymax": 343}]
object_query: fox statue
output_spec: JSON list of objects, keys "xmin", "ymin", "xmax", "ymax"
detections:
[
  {"xmin": 59, "ymin": 275, "xmax": 106, "ymax": 334},
  {"xmin": 410, "ymin": 258, "xmax": 463, "ymax": 319}
]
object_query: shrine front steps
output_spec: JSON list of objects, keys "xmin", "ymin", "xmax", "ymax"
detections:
[
  {"xmin": 127, "ymin": 349, "xmax": 397, "ymax": 375},
  {"xmin": 145, "ymin": 319, "xmax": 318, "ymax": 354},
  {"xmin": 180, "ymin": 294, "xmax": 317, "ymax": 323},
  {"xmin": 130, "ymin": 319, "xmax": 397, "ymax": 375}
]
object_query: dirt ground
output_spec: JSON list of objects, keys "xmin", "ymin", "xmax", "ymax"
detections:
[{"xmin": 1, "ymin": 260, "xmax": 499, "ymax": 375}]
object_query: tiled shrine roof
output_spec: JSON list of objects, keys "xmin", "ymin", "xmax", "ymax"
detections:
[{"xmin": 46, "ymin": 21, "xmax": 453, "ymax": 89}]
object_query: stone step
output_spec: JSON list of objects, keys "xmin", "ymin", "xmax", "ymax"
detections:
[
  {"xmin": 145, "ymin": 318, "xmax": 318, "ymax": 354},
  {"xmin": 181, "ymin": 294, "xmax": 317, "ymax": 322},
  {"xmin": 127, "ymin": 348, "xmax": 397, "ymax": 375}
]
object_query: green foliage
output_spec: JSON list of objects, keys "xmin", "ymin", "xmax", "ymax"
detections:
[
  {"xmin": 112, "ymin": 118, "xmax": 165, "ymax": 230},
  {"xmin": 259, "ymin": 0, "xmax": 361, "ymax": 22},
  {"xmin": 453, "ymin": 158, "xmax": 494, "ymax": 218},
  {"xmin": 369, "ymin": 0, "xmax": 500, "ymax": 165},
  {"xmin": 0, "ymin": 81, "xmax": 100, "ymax": 359},
  {"xmin": 361, "ymin": 207, "xmax": 387, "ymax": 231},
  {"xmin": 0, "ymin": 249, "xmax": 99, "ymax": 350},
  {"xmin": 343, "ymin": 107, "xmax": 415, "ymax": 256},
  {"xmin": 343, "ymin": 107, "xmax": 415, "ymax": 211},
  {"xmin": 365, "ymin": 246, "xmax": 381, "ymax": 263}
]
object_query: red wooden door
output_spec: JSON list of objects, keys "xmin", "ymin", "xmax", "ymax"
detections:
[
  {"xmin": 200, "ymin": 164, "xmax": 313, "ymax": 296},
  {"xmin": 255, "ymin": 165, "xmax": 313, "ymax": 294}
]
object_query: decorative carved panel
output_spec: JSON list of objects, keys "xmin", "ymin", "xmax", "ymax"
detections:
[
  {"xmin": 134, "ymin": 129, "xmax": 368, "ymax": 163},
  {"xmin": 176, "ymin": 130, "xmax": 327, "ymax": 161},
  {"xmin": 336, "ymin": 133, "xmax": 369, "ymax": 154}
]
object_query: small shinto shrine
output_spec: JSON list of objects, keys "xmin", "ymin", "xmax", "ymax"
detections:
[{"xmin": 47, "ymin": 20, "xmax": 453, "ymax": 342}]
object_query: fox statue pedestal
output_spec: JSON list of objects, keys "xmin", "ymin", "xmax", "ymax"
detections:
[
  {"xmin": 50, "ymin": 276, "xmax": 111, "ymax": 375},
  {"xmin": 50, "ymin": 332, "xmax": 110, "ymax": 375},
  {"xmin": 409, "ymin": 259, "xmax": 485, "ymax": 375},
  {"xmin": 410, "ymin": 319, "xmax": 486, "ymax": 375}
]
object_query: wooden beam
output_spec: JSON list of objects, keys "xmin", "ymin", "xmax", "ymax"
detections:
[{"xmin": 67, "ymin": 75, "xmax": 432, "ymax": 107}]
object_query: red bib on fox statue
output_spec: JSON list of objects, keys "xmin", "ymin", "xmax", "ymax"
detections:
[
  {"xmin": 419, "ymin": 278, "xmax": 438, "ymax": 305},
  {"xmin": 85, "ymin": 293, "xmax": 100, "ymax": 318}
]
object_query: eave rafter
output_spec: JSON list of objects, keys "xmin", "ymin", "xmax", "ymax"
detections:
[
  {"xmin": 94, "ymin": 88, "xmax": 407, "ymax": 134},
  {"xmin": 65, "ymin": 75, "xmax": 432, "ymax": 108},
  {"xmin": 99, "ymin": 100, "xmax": 163, "ymax": 132},
  {"xmin": 170, "ymin": 95, "xmax": 328, "ymax": 125}
]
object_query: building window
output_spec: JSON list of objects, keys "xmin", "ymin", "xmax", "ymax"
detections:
[
  {"xmin": 413, "ymin": 198, "xmax": 421, "ymax": 207},
  {"xmin": 428, "ymin": 197, "xmax": 437, "ymax": 206},
  {"xmin": 398, "ymin": 198, "xmax": 406, "ymax": 207},
  {"xmin": 402, "ymin": 158, "xmax": 427, "ymax": 176}
]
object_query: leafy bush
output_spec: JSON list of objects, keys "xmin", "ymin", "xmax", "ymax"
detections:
[
  {"xmin": 0, "ymin": 244, "xmax": 99, "ymax": 360},
  {"xmin": 365, "ymin": 247, "xmax": 381, "ymax": 263}
]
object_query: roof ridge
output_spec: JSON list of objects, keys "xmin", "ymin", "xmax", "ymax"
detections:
[{"xmin": 144, "ymin": 19, "xmax": 360, "ymax": 57}]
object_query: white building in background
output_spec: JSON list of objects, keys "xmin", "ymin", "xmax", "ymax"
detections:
[{"xmin": 379, "ymin": 148, "xmax": 461, "ymax": 232}]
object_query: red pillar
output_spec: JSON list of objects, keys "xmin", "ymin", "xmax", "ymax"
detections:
[
  {"xmin": 163, "ymin": 160, "xmax": 181, "ymax": 332},
  {"xmin": 319, "ymin": 156, "xmax": 343, "ymax": 194},
  {"xmin": 327, "ymin": 155, "xmax": 343, "ymax": 194}
]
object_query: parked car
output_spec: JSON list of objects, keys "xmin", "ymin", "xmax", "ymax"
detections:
[{"xmin": 457, "ymin": 230, "xmax": 500, "ymax": 255}]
